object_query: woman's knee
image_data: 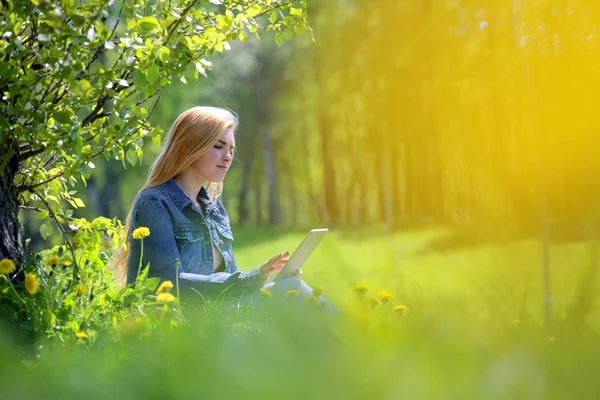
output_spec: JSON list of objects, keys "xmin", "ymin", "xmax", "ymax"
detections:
[{"xmin": 269, "ymin": 278, "xmax": 311, "ymax": 296}]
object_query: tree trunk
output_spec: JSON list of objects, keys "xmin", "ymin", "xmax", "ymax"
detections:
[
  {"xmin": 318, "ymin": 107, "xmax": 338, "ymax": 225},
  {"xmin": 0, "ymin": 151, "xmax": 26, "ymax": 267},
  {"xmin": 237, "ymin": 146, "xmax": 253, "ymax": 225},
  {"xmin": 253, "ymin": 177, "xmax": 263, "ymax": 226},
  {"xmin": 301, "ymin": 122, "xmax": 319, "ymax": 225},
  {"xmin": 262, "ymin": 120, "xmax": 281, "ymax": 225}
]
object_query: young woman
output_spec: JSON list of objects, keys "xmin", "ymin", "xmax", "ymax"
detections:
[{"xmin": 113, "ymin": 106, "xmax": 332, "ymax": 307}]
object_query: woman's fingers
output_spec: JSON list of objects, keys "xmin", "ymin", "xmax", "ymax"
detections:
[
  {"xmin": 271, "ymin": 258, "xmax": 289, "ymax": 272},
  {"xmin": 260, "ymin": 252, "xmax": 290, "ymax": 279},
  {"xmin": 265, "ymin": 251, "xmax": 290, "ymax": 267}
]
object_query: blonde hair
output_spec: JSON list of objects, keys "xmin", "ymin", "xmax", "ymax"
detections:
[{"xmin": 110, "ymin": 106, "xmax": 238, "ymax": 281}]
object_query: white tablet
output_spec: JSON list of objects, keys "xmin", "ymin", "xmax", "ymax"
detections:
[{"xmin": 272, "ymin": 228, "xmax": 329, "ymax": 282}]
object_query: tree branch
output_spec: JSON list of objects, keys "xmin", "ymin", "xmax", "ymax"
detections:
[
  {"xmin": 82, "ymin": 94, "xmax": 108, "ymax": 127},
  {"xmin": 42, "ymin": 155, "xmax": 56, "ymax": 169},
  {"xmin": 19, "ymin": 205, "xmax": 44, "ymax": 212},
  {"xmin": 166, "ymin": 0, "xmax": 201, "ymax": 44},
  {"xmin": 17, "ymin": 146, "xmax": 46, "ymax": 163},
  {"xmin": 134, "ymin": 88, "xmax": 160, "ymax": 107},
  {"xmin": 107, "ymin": 2, "xmax": 124, "ymax": 42},
  {"xmin": 18, "ymin": 171, "xmax": 65, "ymax": 193}
]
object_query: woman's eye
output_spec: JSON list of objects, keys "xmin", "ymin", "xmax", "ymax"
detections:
[{"xmin": 214, "ymin": 145, "xmax": 222, "ymax": 149}]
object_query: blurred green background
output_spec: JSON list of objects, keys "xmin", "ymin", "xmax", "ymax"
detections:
[
  {"xmin": 23, "ymin": 0, "xmax": 600, "ymax": 250},
  {"xmin": 10, "ymin": 1, "xmax": 600, "ymax": 398}
]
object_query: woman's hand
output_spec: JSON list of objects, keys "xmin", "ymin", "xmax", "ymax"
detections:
[
  {"xmin": 259, "ymin": 251, "xmax": 290, "ymax": 281},
  {"xmin": 290, "ymin": 269, "xmax": 303, "ymax": 278}
]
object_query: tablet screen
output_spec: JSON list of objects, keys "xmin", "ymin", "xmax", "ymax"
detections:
[{"xmin": 273, "ymin": 229, "xmax": 329, "ymax": 282}]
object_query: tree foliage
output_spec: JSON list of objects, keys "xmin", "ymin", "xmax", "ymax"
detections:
[{"xmin": 0, "ymin": 0, "xmax": 308, "ymax": 261}]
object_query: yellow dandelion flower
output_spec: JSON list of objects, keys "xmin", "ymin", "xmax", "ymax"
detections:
[
  {"xmin": 122, "ymin": 318, "xmax": 144, "ymax": 335},
  {"xmin": 0, "ymin": 258, "xmax": 16, "ymax": 275},
  {"xmin": 354, "ymin": 284, "xmax": 368, "ymax": 296},
  {"xmin": 25, "ymin": 273, "xmax": 40, "ymax": 295},
  {"xmin": 312, "ymin": 285, "xmax": 324, "ymax": 297},
  {"xmin": 75, "ymin": 284, "xmax": 87, "ymax": 295},
  {"xmin": 306, "ymin": 296, "xmax": 320, "ymax": 306},
  {"xmin": 75, "ymin": 331, "xmax": 88, "ymax": 339},
  {"xmin": 368, "ymin": 297, "xmax": 382, "ymax": 308},
  {"xmin": 45, "ymin": 256, "xmax": 59, "ymax": 266},
  {"xmin": 132, "ymin": 226, "xmax": 150, "ymax": 240},
  {"xmin": 260, "ymin": 287, "xmax": 273, "ymax": 298},
  {"xmin": 156, "ymin": 280, "xmax": 174, "ymax": 295},
  {"xmin": 377, "ymin": 290, "xmax": 395, "ymax": 303},
  {"xmin": 62, "ymin": 260, "xmax": 72, "ymax": 267},
  {"xmin": 284, "ymin": 289, "xmax": 300, "ymax": 298},
  {"xmin": 157, "ymin": 293, "xmax": 176, "ymax": 303},
  {"xmin": 393, "ymin": 305, "xmax": 409, "ymax": 315}
]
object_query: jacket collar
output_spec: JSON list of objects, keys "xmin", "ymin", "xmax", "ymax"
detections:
[{"xmin": 158, "ymin": 179, "xmax": 213, "ymax": 212}]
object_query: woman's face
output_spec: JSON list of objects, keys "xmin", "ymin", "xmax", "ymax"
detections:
[{"xmin": 189, "ymin": 127, "xmax": 235, "ymax": 183}]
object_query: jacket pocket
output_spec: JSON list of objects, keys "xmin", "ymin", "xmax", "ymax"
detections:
[
  {"xmin": 174, "ymin": 229, "xmax": 203, "ymax": 243},
  {"xmin": 215, "ymin": 223, "xmax": 234, "ymax": 241},
  {"xmin": 173, "ymin": 227, "xmax": 205, "ymax": 274}
]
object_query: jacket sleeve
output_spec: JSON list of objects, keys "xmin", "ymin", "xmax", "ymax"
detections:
[
  {"xmin": 215, "ymin": 198, "xmax": 243, "ymax": 275},
  {"xmin": 127, "ymin": 198, "xmax": 264, "ymax": 298}
]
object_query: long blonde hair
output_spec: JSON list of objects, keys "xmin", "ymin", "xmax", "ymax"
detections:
[{"xmin": 111, "ymin": 106, "xmax": 238, "ymax": 280}]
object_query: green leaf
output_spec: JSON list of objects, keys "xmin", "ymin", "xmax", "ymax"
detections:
[
  {"xmin": 91, "ymin": 230, "xmax": 101, "ymax": 246},
  {"xmin": 53, "ymin": 111, "xmax": 71, "ymax": 124},
  {"xmin": 146, "ymin": 63, "xmax": 159, "ymax": 84},
  {"xmin": 246, "ymin": 5, "xmax": 262, "ymax": 17},
  {"xmin": 34, "ymin": 210, "xmax": 49, "ymax": 220},
  {"xmin": 138, "ymin": 16, "xmax": 161, "ymax": 32},
  {"xmin": 283, "ymin": 27, "xmax": 294, "ymax": 40},
  {"xmin": 216, "ymin": 14, "xmax": 231, "ymax": 31},
  {"xmin": 294, "ymin": 23, "xmax": 307, "ymax": 36},
  {"xmin": 274, "ymin": 32, "xmax": 284, "ymax": 47},
  {"xmin": 61, "ymin": 0, "xmax": 75, "ymax": 10},
  {"xmin": 126, "ymin": 148, "xmax": 138, "ymax": 166},
  {"xmin": 145, "ymin": 277, "xmax": 160, "ymax": 292},
  {"xmin": 80, "ymin": 79, "xmax": 91, "ymax": 92},
  {"xmin": 0, "ymin": 62, "xmax": 10, "ymax": 77},
  {"xmin": 133, "ymin": 69, "xmax": 147, "ymax": 87},
  {"xmin": 158, "ymin": 47, "xmax": 171, "ymax": 63},
  {"xmin": 48, "ymin": 168, "xmax": 62, "ymax": 177},
  {"xmin": 40, "ymin": 223, "xmax": 54, "ymax": 240},
  {"xmin": 73, "ymin": 198, "xmax": 85, "ymax": 208},
  {"xmin": 152, "ymin": 126, "xmax": 163, "ymax": 147},
  {"xmin": 91, "ymin": 216, "xmax": 111, "ymax": 229},
  {"xmin": 290, "ymin": 7, "xmax": 303, "ymax": 17},
  {"xmin": 269, "ymin": 12, "xmax": 277, "ymax": 24}
]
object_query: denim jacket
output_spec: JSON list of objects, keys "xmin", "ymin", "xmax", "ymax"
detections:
[{"xmin": 126, "ymin": 179, "xmax": 262, "ymax": 298}]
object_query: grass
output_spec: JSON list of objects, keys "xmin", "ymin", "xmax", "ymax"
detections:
[
  {"xmin": 2, "ymin": 225, "xmax": 600, "ymax": 399},
  {"xmin": 234, "ymin": 225, "xmax": 600, "ymax": 327}
]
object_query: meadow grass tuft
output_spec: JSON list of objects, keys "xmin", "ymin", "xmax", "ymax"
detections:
[{"xmin": 0, "ymin": 226, "xmax": 598, "ymax": 399}]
